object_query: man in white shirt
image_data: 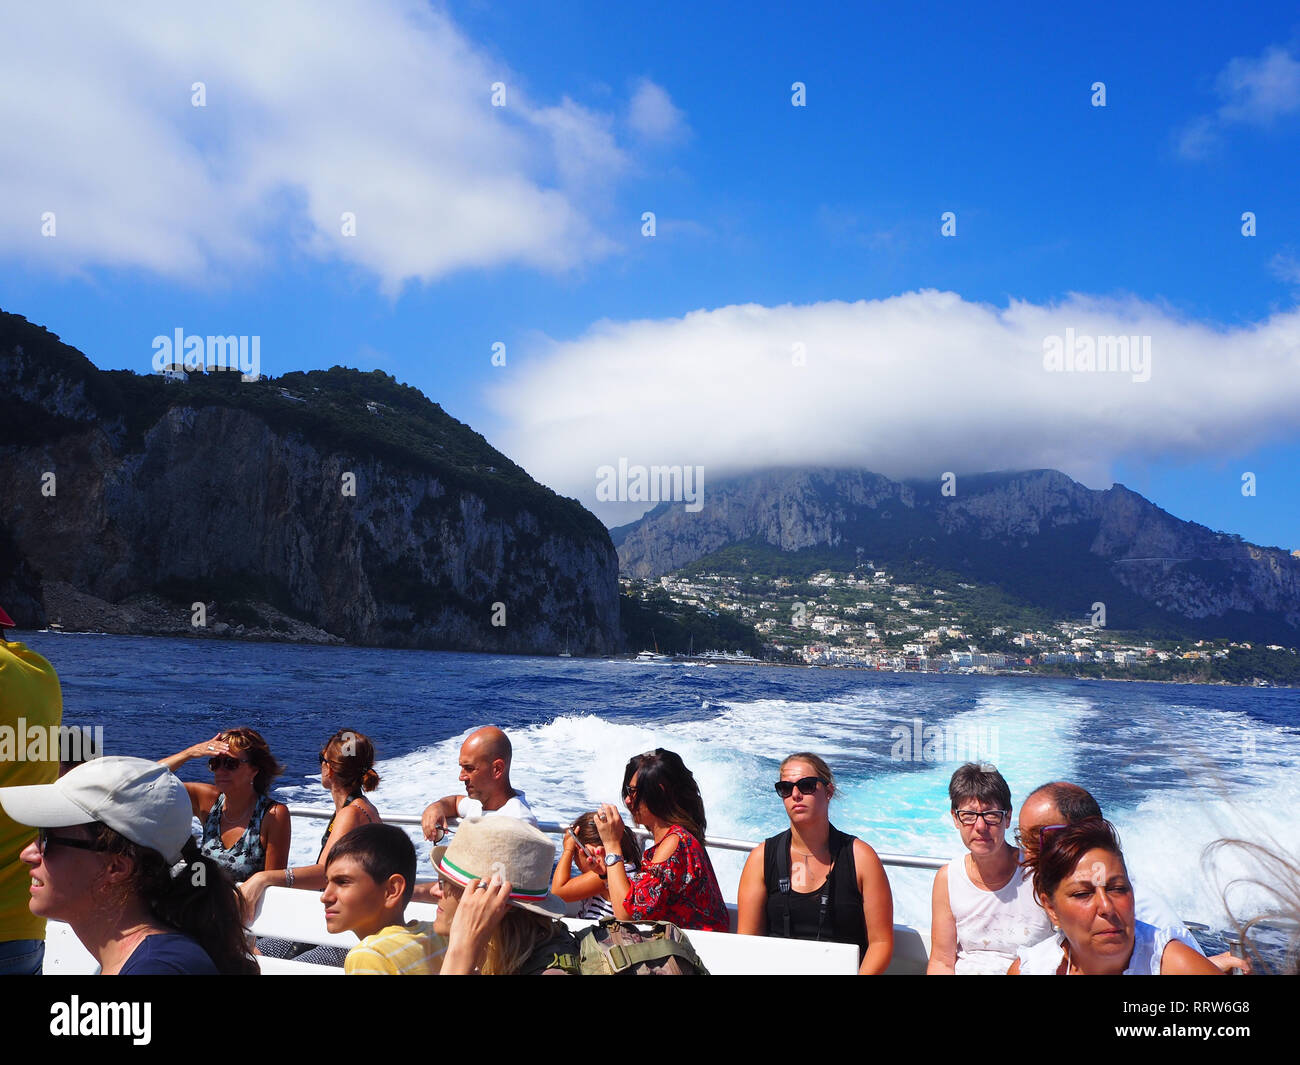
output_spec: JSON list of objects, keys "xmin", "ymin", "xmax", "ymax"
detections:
[{"xmin": 421, "ymin": 726, "xmax": 537, "ymax": 841}]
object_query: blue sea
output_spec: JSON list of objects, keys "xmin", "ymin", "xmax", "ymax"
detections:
[{"xmin": 20, "ymin": 632, "xmax": 1300, "ymax": 949}]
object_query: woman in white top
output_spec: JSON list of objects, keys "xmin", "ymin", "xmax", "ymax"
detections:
[
  {"xmin": 1009, "ymin": 818, "xmax": 1220, "ymax": 975},
  {"xmin": 928, "ymin": 763, "xmax": 1051, "ymax": 974}
]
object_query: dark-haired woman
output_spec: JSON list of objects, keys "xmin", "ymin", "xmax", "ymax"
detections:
[
  {"xmin": 1009, "ymin": 818, "xmax": 1220, "ymax": 976},
  {"xmin": 0, "ymin": 757, "xmax": 258, "ymax": 974},
  {"xmin": 160, "ymin": 728, "xmax": 290, "ymax": 884},
  {"xmin": 593, "ymin": 749, "xmax": 729, "ymax": 933},
  {"xmin": 243, "ymin": 729, "xmax": 381, "ymax": 964},
  {"xmin": 737, "ymin": 753, "xmax": 894, "ymax": 974}
]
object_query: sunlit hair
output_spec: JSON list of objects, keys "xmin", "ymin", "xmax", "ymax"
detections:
[
  {"xmin": 570, "ymin": 812, "xmax": 642, "ymax": 866},
  {"xmin": 218, "ymin": 727, "xmax": 283, "ymax": 797},
  {"xmin": 1025, "ymin": 817, "xmax": 1125, "ymax": 902},
  {"xmin": 780, "ymin": 752, "xmax": 835, "ymax": 800},
  {"xmin": 90, "ymin": 823, "xmax": 258, "ymax": 976},
  {"xmin": 320, "ymin": 728, "xmax": 379, "ymax": 795},
  {"xmin": 622, "ymin": 749, "xmax": 708, "ymax": 845},
  {"xmin": 481, "ymin": 908, "xmax": 562, "ymax": 976},
  {"xmin": 1205, "ymin": 838, "xmax": 1300, "ymax": 976},
  {"xmin": 948, "ymin": 762, "xmax": 1011, "ymax": 812}
]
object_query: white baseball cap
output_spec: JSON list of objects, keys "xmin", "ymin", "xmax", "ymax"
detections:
[{"xmin": 0, "ymin": 756, "xmax": 193, "ymax": 863}]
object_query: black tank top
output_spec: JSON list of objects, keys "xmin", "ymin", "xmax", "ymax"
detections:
[{"xmin": 763, "ymin": 824, "xmax": 868, "ymax": 960}]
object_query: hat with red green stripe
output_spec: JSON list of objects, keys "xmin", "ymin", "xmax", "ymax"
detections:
[{"xmin": 432, "ymin": 815, "xmax": 566, "ymax": 917}]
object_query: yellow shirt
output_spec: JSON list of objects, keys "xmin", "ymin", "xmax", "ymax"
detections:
[
  {"xmin": 345, "ymin": 920, "xmax": 446, "ymax": 975},
  {"xmin": 0, "ymin": 641, "xmax": 63, "ymax": 942}
]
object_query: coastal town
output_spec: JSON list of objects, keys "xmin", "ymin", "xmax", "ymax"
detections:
[{"xmin": 623, "ymin": 561, "xmax": 1300, "ymax": 686}]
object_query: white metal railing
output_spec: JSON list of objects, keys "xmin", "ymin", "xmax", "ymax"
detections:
[{"xmin": 284, "ymin": 805, "xmax": 948, "ymax": 871}]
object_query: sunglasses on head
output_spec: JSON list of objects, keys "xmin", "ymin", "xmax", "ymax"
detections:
[
  {"xmin": 208, "ymin": 755, "xmax": 248, "ymax": 772},
  {"xmin": 37, "ymin": 828, "xmax": 109, "ymax": 855},
  {"xmin": 1014, "ymin": 821, "xmax": 1067, "ymax": 845},
  {"xmin": 774, "ymin": 776, "xmax": 826, "ymax": 799}
]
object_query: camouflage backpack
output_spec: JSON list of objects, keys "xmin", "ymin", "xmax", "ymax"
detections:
[{"xmin": 543, "ymin": 918, "xmax": 711, "ymax": 975}]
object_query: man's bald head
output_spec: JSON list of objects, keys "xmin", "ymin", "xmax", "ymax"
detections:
[
  {"xmin": 1018, "ymin": 781, "xmax": 1104, "ymax": 844},
  {"xmin": 464, "ymin": 725, "xmax": 512, "ymax": 767},
  {"xmin": 457, "ymin": 726, "xmax": 515, "ymax": 809}
]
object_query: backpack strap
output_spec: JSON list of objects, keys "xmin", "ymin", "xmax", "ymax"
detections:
[{"xmin": 577, "ymin": 920, "xmax": 710, "ymax": 975}]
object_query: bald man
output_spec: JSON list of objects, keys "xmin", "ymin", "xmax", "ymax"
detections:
[
  {"xmin": 1018, "ymin": 781, "xmax": 1248, "ymax": 973},
  {"xmin": 420, "ymin": 726, "xmax": 537, "ymax": 841}
]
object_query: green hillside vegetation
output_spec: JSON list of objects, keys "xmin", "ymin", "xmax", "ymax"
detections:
[
  {"xmin": 0, "ymin": 311, "xmax": 603, "ymax": 543},
  {"xmin": 621, "ymin": 585, "xmax": 765, "ymax": 656}
]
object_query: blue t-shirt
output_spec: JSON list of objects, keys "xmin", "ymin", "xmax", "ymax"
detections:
[{"xmin": 119, "ymin": 933, "xmax": 219, "ymax": 975}]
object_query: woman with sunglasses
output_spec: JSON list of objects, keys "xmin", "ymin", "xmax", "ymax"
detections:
[
  {"xmin": 593, "ymin": 749, "xmax": 729, "ymax": 933},
  {"xmin": 1009, "ymin": 818, "xmax": 1220, "ymax": 975},
  {"xmin": 160, "ymin": 728, "xmax": 289, "ymax": 885},
  {"xmin": 0, "ymin": 757, "xmax": 258, "ymax": 974},
  {"xmin": 241, "ymin": 728, "xmax": 381, "ymax": 964},
  {"xmin": 928, "ymin": 762, "xmax": 1051, "ymax": 974},
  {"xmin": 737, "ymin": 753, "xmax": 894, "ymax": 973}
]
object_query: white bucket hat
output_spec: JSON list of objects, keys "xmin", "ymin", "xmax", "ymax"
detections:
[
  {"xmin": 432, "ymin": 815, "xmax": 566, "ymax": 917},
  {"xmin": 0, "ymin": 756, "xmax": 193, "ymax": 864}
]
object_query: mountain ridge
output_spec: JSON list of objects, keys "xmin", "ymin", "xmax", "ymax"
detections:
[{"xmin": 614, "ymin": 466, "xmax": 1300, "ymax": 644}]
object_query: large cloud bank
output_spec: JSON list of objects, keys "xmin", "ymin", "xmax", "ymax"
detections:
[{"xmin": 490, "ymin": 291, "xmax": 1300, "ymax": 524}]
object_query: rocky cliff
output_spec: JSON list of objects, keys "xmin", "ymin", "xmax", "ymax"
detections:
[
  {"xmin": 0, "ymin": 311, "xmax": 621, "ymax": 653},
  {"xmin": 614, "ymin": 468, "xmax": 1300, "ymax": 644}
]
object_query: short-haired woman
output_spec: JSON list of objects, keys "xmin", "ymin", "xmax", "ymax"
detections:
[
  {"xmin": 161, "ymin": 727, "xmax": 290, "ymax": 885},
  {"xmin": 928, "ymin": 762, "xmax": 1051, "ymax": 974},
  {"xmin": 593, "ymin": 749, "xmax": 729, "ymax": 933},
  {"xmin": 1010, "ymin": 818, "xmax": 1220, "ymax": 975},
  {"xmin": 0, "ymin": 757, "xmax": 258, "ymax": 974},
  {"xmin": 737, "ymin": 752, "xmax": 894, "ymax": 974}
]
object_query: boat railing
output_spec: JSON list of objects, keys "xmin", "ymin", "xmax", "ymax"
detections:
[{"xmin": 284, "ymin": 805, "xmax": 949, "ymax": 871}]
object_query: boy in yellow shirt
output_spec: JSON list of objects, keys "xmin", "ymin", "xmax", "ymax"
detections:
[{"xmin": 322, "ymin": 823, "xmax": 445, "ymax": 975}]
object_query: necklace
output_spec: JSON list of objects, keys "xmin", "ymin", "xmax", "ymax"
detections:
[{"xmin": 221, "ymin": 794, "xmax": 255, "ymax": 826}]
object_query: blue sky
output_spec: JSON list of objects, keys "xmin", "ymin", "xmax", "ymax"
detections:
[{"xmin": 2, "ymin": 2, "xmax": 1297, "ymax": 547}]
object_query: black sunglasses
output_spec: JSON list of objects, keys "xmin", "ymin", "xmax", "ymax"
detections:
[
  {"xmin": 774, "ymin": 776, "xmax": 826, "ymax": 799},
  {"xmin": 955, "ymin": 809, "xmax": 1010, "ymax": 826},
  {"xmin": 208, "ymin": 755, "xmax": 249, "ymax": 772},
  {"xmin": 621, "ymin": 783, "xmax": 639, "ymax": 803},
  {"xmin": 37, "ymin": 828, "xmax": 109, "ymax": 855}
]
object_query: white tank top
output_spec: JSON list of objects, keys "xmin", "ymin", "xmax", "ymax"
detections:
[{"xmin": 948, "ymin": 849, "xmax": 1054, "ymax": 975}]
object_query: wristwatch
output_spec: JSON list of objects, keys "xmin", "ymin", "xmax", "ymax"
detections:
[{"xmin": 604, "ymin": 853, "xmax": 623, "ymax": 867}]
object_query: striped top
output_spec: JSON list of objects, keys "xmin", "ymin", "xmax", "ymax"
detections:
[
  {"xmin": 344, "ymin": 920, "xmax": 446, "ymax": 975},
  {"xmin": 576, "ymin": 861, "xmax": 639, "ymax": 920}
]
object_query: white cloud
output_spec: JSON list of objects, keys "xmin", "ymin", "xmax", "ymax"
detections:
[
  {"xmin": 627, "ymin": 79, "xmax": 689, "ymax": 143},
  {"xmin": 488, "ymin": 291, "xmax": 1300, "ymax": 525},
  {"xmin": 1215, "ymin": 46, "xmax": 1300, "ymax": 125},
  {"xmin": 1178, "ymin": 45, "xmax": 1300, "ymax": 159},
  {"xmin": 0, "ymin": 2, "xmax": 634, "ymax": 289},
  {"xmin": 1269, "ymin": 253, "xmax": 1300, "ymax": 284}
]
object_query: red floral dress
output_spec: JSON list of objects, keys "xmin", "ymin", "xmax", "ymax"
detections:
[{"xmin": 624, "ymin": 825, "xmax": 730, "ymax": 932}]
